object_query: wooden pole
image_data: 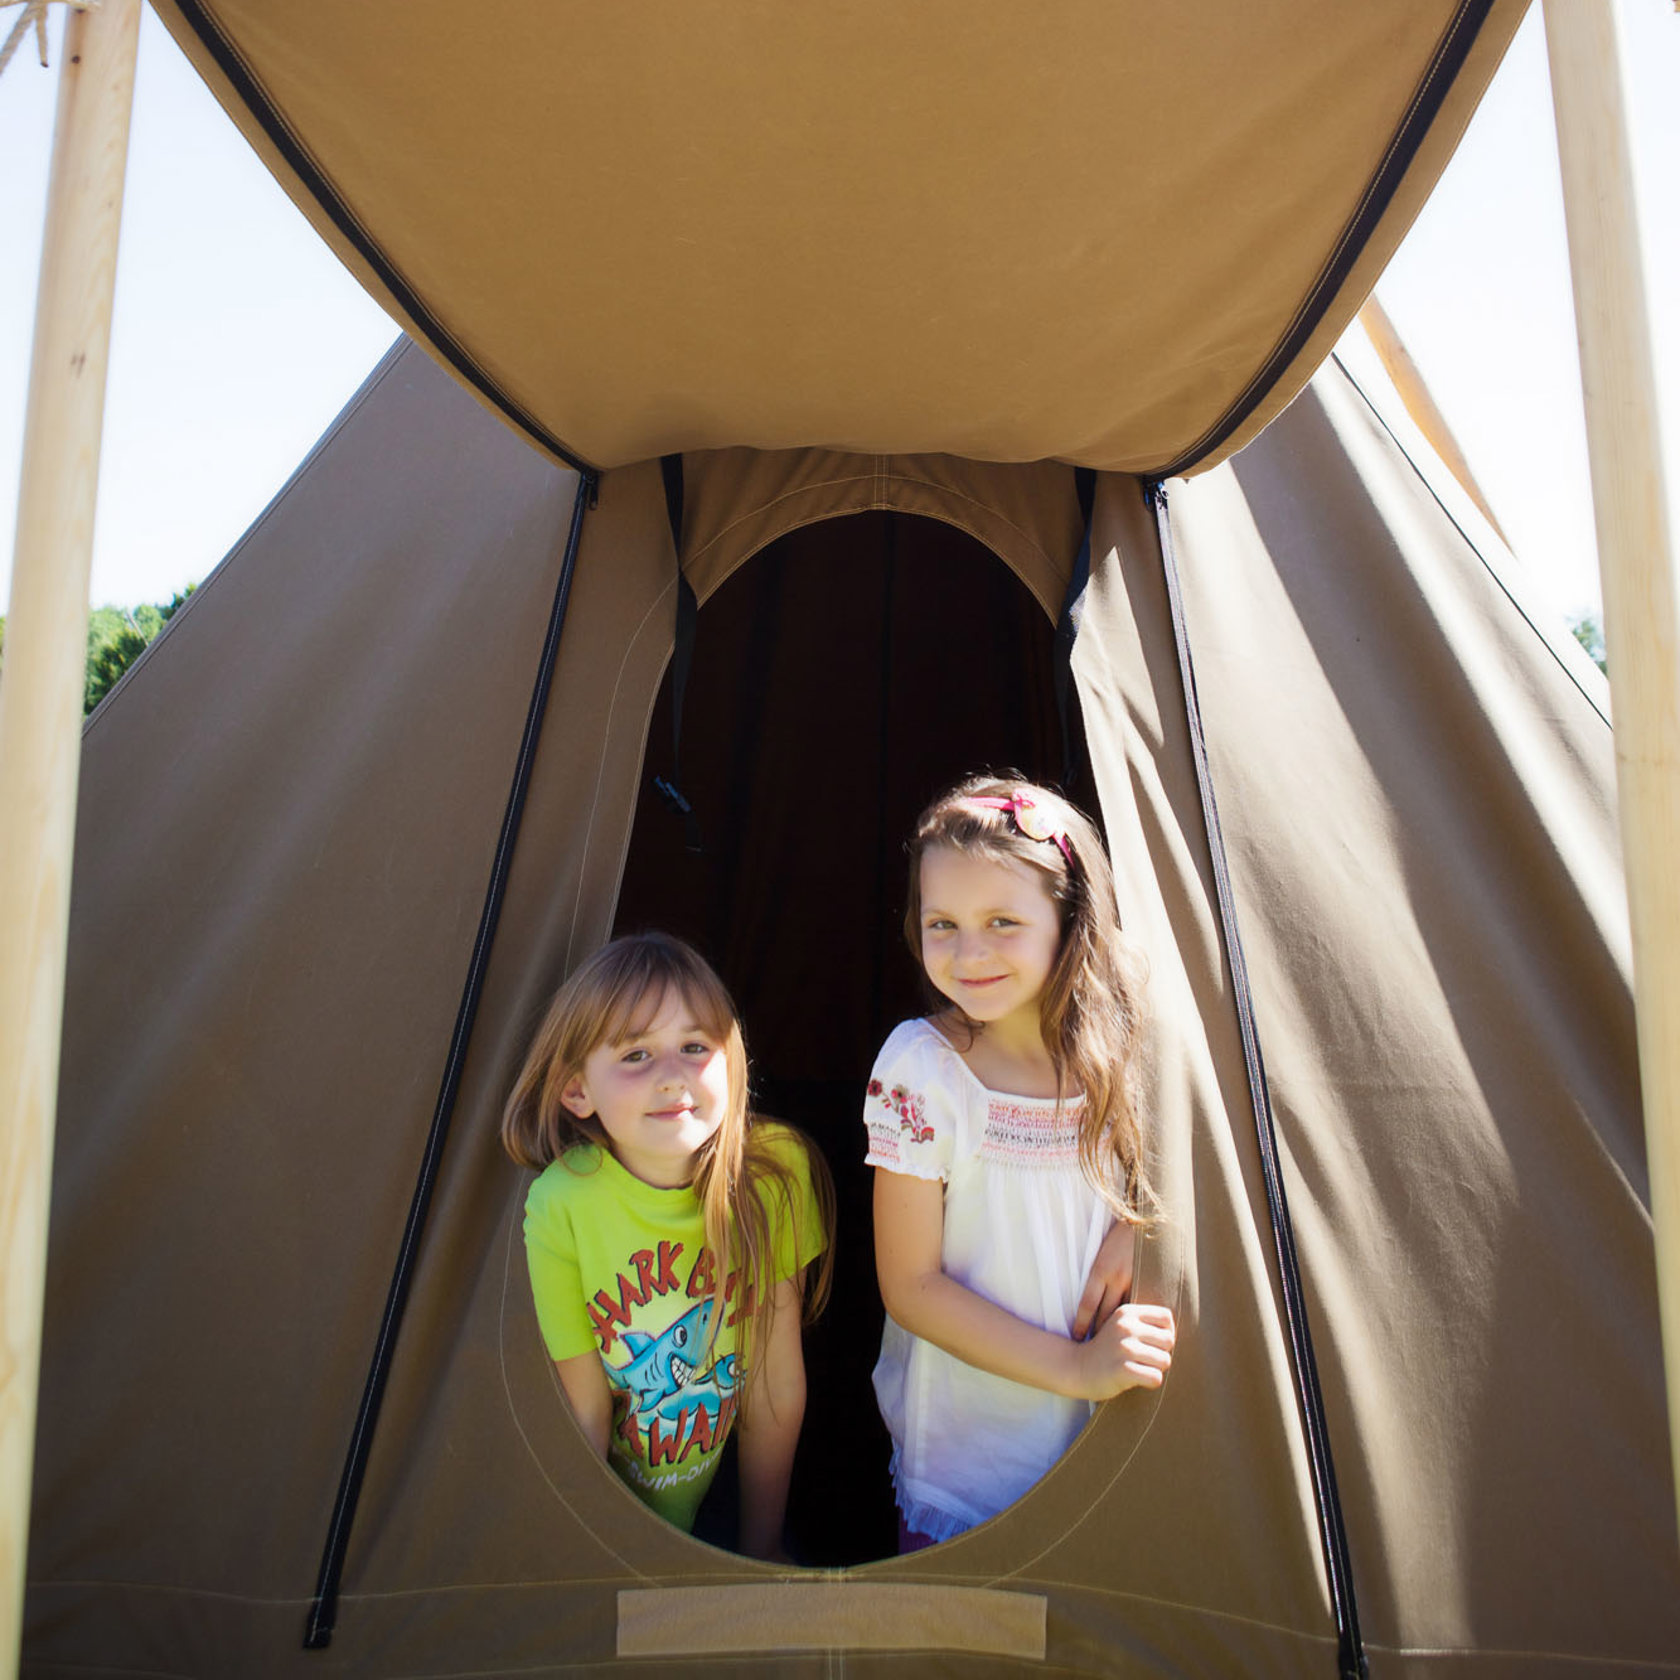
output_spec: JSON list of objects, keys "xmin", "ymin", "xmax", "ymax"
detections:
[
  {"xmin": 1543, "ymin": 0, "xmax": 1680, "ymax": 1542},
  {"xmin": 0, "ymin": 0, "xmax": 143, "ymax": 1670},
  {"xmin": 1357, "ymin": 293, "xmax": 1511, "ymax": 546}
]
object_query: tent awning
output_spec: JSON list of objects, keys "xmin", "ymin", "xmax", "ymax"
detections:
[{"xmin": 154, "ymin": 0, "xmax": 1523, "ymax": 474}]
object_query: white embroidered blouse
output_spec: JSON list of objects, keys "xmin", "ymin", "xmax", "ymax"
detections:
[{"xmin": 864, "ymin": 1017, "xmax": 1110, "ymax": 1541}]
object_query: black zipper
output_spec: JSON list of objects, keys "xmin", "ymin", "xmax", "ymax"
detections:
[
  {"xmin": 1156, "ymin": 0, "xmax": 1499, "ymax": 479},
  {"xmin": 167, "ymin": 0, "xmax": 597, "ymax": 478},
  {"xmin": 1146, "ymin": 477, "xmax": 1368, "ymax": 1680}
]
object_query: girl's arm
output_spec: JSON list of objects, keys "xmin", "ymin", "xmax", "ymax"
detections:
[
  {"xmin": 1071, "ymin": 1220, "xmax": 1136, "ymax": 1342},
  {"xmin": 553, "ymin": 1351, "xmax": 614, "ymax": 1460},
  {"xmin": 874, "ymin": 1169, "xmax": 1174, "ymax": 1402},
  {"xmin": 736, "ymin": 1272, "xmax": 807, "ymax": 1562}
]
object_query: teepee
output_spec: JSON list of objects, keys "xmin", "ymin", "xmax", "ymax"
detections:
[
  {"xmin": 19, "ymin": 333, "xmax": 1677, "ymax": 1675},
  {"xmin": 8, "ymin": 2, "xmax": 1680, "ymax": 1674}
]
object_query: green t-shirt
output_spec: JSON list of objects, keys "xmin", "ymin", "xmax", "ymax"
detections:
[{"xmin": 522, "ymin": 1121, "xmax": 825, "ymax": 1532}]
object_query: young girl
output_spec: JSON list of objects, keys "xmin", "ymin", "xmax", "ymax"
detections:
[
  {"xmin": 504, "ymin": 932, "xmax": 833, "ymax": 1559},
  {"xmin": 866, "ymin": 775, "xmax": 1176, "ymax": 1548}
]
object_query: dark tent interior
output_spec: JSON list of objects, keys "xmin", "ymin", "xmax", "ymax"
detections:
[{"xmin": 612, "ymin": 509, "xmax": 1097, "ymax": 1564}]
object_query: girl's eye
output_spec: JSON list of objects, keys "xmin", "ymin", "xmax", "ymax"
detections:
[
  {"xmin": 619, "ymin": 1047, "xmax": 650, "ymax": 1065},
  {"xmin": 924, "ymin": 917, "xmax": 955, "ymax": 933},
  {"xmin": 990, "ymin": 916, "xmax": 1019, "ymax": 929},
  {"xmin": 682, "ymin": 1041, "xmax": 713, "ymax": 1057}
]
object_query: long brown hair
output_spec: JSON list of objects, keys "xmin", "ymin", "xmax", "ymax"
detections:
[
  {"xmin": 502, "ymin": 932, "xmax": 833, "ymax": 1393},
  {"xmin": 903, "ymin": 774, "xmax": 1154, "ymax": 1222}
]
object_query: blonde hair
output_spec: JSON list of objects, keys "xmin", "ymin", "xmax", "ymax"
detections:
[
  {"xmin": 903, "ymin": 775, "xmax": 1154, "ymax": 1223},
  {"xmin": 502, "ymin": 932, "xmax": 833, "ymax": 1386}
]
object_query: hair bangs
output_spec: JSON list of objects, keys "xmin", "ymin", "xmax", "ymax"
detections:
[{"xmin": 581, "ymin": 937, "xmax": 739, "ymax": 1051}]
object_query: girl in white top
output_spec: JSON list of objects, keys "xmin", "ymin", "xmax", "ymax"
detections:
[{"xmin": 866, "ymin": 775, "xmax": 1176, "ymax": 1547}]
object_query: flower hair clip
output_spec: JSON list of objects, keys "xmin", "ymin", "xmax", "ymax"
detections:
[{"xmin": 959, "ymin": 794, "xmax": 1074, "ymax": 865}]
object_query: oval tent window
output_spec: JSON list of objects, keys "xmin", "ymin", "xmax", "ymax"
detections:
[{"xmin": 603, "ymin": 510, "xmax": 1108, "ymax": 1564}]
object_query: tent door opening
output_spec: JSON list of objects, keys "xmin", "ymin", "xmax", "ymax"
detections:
[{"xmin": 613, "ymin": 508, "xmax": 1096, "ymax": 1565}]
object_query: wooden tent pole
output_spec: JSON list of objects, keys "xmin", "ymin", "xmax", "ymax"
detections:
[
  {"xmin": 0, "ymin": 0, "xmax": 143, "ymax": 1670},
  {"xmin": 1542, "ymin": 0, "xmax": 1680, "ymax": 1540},
  {"xmin": 1357, "ymin": 293, "xmax": 1511, "ymax": 546}
]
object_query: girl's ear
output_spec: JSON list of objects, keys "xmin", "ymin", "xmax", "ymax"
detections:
[{"xmin": 559, "ymin": 1075, "xmax": 594, "ymax": 1121}]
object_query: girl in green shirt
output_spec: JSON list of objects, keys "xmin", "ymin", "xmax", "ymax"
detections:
[{"xmin": 503, "ymin": 932, "xmax": 833, "ymax": 1557}]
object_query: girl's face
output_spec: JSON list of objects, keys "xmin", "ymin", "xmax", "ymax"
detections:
[
  {"xmin": 560, "ymin": 985, "xmax": 730, "ymax": 1188},
  {"xmin": 918, "ymin": 845, "xmax": 1062, "ymax": 1035}
]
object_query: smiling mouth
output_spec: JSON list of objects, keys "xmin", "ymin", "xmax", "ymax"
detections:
[
  {"xmin": 648, "ymin": 1105, "xmax": 695, "ymax": 1120},
  {"xmin": 670, "ymin": 1357, "xmax": 694, "ymax": 1388}
]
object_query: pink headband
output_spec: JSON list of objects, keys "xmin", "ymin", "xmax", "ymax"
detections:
[{"xmin": 957, "ymin": 794, "xmax": 1074, "ymax": 866}]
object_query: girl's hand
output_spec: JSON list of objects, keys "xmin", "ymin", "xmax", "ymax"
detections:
[
  {"xmin": 877, "ymin": 1168, "xmax": 1173, "ymax": 1403},
  {"xmin": 1072, "ymin": 1302, "xmax": 1176, "ymax": 1402},
  {"xmin": 1072, "ymin": 1221, "xmax": 1137, "ymax": 1342}
]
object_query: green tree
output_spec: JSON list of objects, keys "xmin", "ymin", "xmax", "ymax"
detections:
[
  {"xmin": 84, "ymin": 587, "xmax": 196, "ymax": 712},
  {"xmin": 0, "ymin": 590, "xmax": 200, "ymax": 708},
  {"xmin": 1570, "ymin": 611, "xmax": 1607, "ymax": 676}
]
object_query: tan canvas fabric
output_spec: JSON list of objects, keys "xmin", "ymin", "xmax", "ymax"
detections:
[
  {"xmin": 1148, "ymin": 365, "xmax": 1679, "ymax": 1670},
  {"xmin": 150, "ymin": 0, "xmax": 1523, "ymax": 477},
  {"xmin": 681, "ymin": 449, "xmax": 1083, "ymax": 617},
  {"xmin": 26, "ymin": 343, "xmax": 690, "ymax": 1671},
  {"xmin": 26, "ymin": 344, "xmax": 1679, "ymax": 1676}
]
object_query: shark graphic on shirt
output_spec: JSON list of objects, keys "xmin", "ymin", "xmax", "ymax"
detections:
[
  {"xmin": 604, "ymin": 1300, "xmax": 715, "ymax": 1411},
  {"xmin": 653, "ymin": 1351, "xmax": 739, "ymax": 1422}
]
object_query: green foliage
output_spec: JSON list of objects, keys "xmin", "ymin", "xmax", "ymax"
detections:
[
  {"xmin": 84, "ymin": 586, "xmax": 196, "ymax": 712},
  {"xmin": 0, "ymin": 590, "xmax": 195, "ymax": 706},
  {"xmin": 1570, "ymin": 612, "xmax": 1607, "ymax": 676}
]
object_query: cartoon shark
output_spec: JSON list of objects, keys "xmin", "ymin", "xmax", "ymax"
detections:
[
  {"xmin": 604, "ymin": 1300, "xmax": 715, "ymax": 1411},
  {"xmin": 653, "ymin": 1350, "xmax": 741, "ymax": 1422}
]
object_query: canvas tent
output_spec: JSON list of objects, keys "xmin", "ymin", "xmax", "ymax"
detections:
[
  {"xmin": 22, "ymin": 336, "xmax": 1680, "ymax": 1674},
  {"xmin": 13, "ymin": 0, "xmax": 1680, "ymax": 1674}
]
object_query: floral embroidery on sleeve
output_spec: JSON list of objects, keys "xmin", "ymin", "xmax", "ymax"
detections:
[{"xmin": 868, "ymin": 1077, "xmax": 934, "ymax": 1146}]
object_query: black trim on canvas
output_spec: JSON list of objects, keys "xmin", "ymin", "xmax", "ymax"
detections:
[
  {"xmin": 166, "ymin": 0, "xmax": 596, "ymax": 478},
  {"xmin": 304, "ymin": 469, "xmax": 598, "ymax": 1650},
  {"xmin": 1157, "ymin": 0, "xmax": 1497, "ymax": 478},
  {"xmin": 1053, "ymin": 466, "xmax": 1097, "ymax": 790},
  {"xmin": 1146, "ymin": 479, "xmax": 1367, "ymax": 1680},
  {"xmin": 653, "ymin": 454, "xmax": 704, "ymax": 852}
]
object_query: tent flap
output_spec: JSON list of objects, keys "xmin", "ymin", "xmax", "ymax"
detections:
[{"xmin": 152, "ymin": 0, "xmax": 1524, "ymax": 476}]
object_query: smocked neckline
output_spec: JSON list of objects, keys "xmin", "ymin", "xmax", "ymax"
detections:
[{"xmin": 913, "ymin": 1018, "xmax": 1084, "ymax": 1108}]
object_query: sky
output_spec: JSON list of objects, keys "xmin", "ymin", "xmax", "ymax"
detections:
[{"xmin": 2, "ymin": 4, "xmax": 1678, "ymax": 626}]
